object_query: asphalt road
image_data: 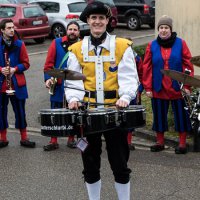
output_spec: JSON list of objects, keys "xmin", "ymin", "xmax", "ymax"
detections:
[{"xmin": 0, "ymin": 130, "xmax": 200, "ymax": 200}]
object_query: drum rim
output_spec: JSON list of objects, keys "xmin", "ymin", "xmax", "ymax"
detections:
[
  {"xmin": 119, "ymin": 108, "xmax": 145, "ymax": 112},
  {"xmin": 39, "ymin": 108, "xmax": 77, "ymax": 114},
  {"xmin": 79, "ymin": 108, "xmax": 117, "ymax": 115},
  {"xmin": 86, "ymin": 111, "xmax": 117, "ymax": 115}
]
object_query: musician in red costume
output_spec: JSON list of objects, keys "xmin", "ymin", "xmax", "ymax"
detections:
[
  {"xmin": 43, "ymin": 21, "xmax": 80, "ymax": 151},
  {"xmin": 142, "ymin": 15, "xmax": 194, "ymax": 154},
  {"xmin": 0, "ymin": 19, "xmax": 35, "ymax": 148}
]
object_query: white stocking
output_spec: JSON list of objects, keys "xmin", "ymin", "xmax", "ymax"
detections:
[
  {"xmin": 115, "ymin": 181, "xmax": 130, "ymax": 200},
  {"xmin": 86, "ymin": 180, "xmax": 101, "ymax": 200}
]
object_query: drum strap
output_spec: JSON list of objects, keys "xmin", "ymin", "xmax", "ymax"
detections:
[{"xmin": 82, "ymin": 35, "xmax": 116, "ymax": 108}]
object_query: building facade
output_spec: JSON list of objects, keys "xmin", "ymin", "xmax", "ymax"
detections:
[{"xmin": 156, "ymin": 0, "xmax": 200, "ymax": 73}]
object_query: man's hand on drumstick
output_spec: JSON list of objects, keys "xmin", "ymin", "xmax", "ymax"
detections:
[
  {"xmin": 68, "ymin": 101, "xmax": 82, "ymax": 110},
  {"xmin": 116, "ymin": 99, "xmax": 129, "ymax": 108}
]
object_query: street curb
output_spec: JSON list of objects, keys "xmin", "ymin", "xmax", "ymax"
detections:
[
  {"xmin": 131, "ymin": 34, "xmax": 155, "ymax": 40},
  {"xmin": 28, "ymin": 51, "xmax": 48, "ymax": 56},
  {"xmin": 135, "ymin": 127, "xmax": 179, "ymax": 147},
  {"xmin": 8, "ymin": 125, "xmax": 194, "ymax": 151},
  {"xmin": 135, "ymin": 127, "xmax": 194, "ymax": 151}
]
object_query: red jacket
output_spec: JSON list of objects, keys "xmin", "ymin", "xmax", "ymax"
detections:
[{"xmin": 142, "ymin": 39, "xmax": 193, "ymax": 99}]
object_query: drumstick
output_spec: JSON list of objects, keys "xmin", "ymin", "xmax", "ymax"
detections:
[{"xmin": 79, "ymin": 100, "xmax": 116, "ymax": 106}]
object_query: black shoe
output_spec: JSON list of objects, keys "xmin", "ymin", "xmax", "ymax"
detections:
[
  {"xmin": 43, "ymin": 143, "xmax": 59, "ymax": 151},
  {"xmin": 150, "ymin": 144, "xmax": 165, "ymax": 152},
  {"xmin": 67, "ymin": 140, "xmax": 77, "ymax": 149},
  {"xmin": 129, "ymin": 144, "xmax": 135, "ymax": 151},
  {"xmin": 0, "ymin": 140, "xmax": 9, "ymax": 148},
  {"xmin": 175, "ymin": 146, "xmax": 188, "ymax": 154},
  {"xmin": 20, "ymin": 139, "xmax": 36, "ymax": 148}
]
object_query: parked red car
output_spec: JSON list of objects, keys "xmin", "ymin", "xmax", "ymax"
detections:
[{"xmin": 0, "ymin": 3, "xmax": 50, "ymax": 43}]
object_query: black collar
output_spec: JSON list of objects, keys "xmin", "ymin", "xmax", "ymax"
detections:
[
  {"xmin": 90, "ymin": 32, "xmax": 107, "ymax": 48},
  {"xmin": 157, "ymin": 32, "xmax": 177, "ymax": 48}
]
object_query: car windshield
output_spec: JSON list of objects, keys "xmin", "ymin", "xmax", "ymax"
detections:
[
  {"xmin": 92, "ymin": 0, "xmax": 115, "ymax": 7},
  {"xmin": 144, "ymin": 0, "xmax": 155, "ymax": 7},
  {"xmin": 0, "ymin": 0, "xmax": 11, "ymax": 3},
  {"xmin": 34, "ymin": 2, "xmax": 60, "ymax": 13},
  {"xmin": 23, "ymin": 6, "xmax": 45, "ymax": 18},
  {"xmin": 68, "ymin": 2, "xmax": 87, "ymax": 12},
  {"xmin": 0, "ymin": 6, "xmax": 16, "ymax": 18}
]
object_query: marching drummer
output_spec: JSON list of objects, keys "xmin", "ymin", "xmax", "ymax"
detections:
[
  {"xmin": 65, "ymin": 1, "xmax": 139, "ymax": 200},
  {"xmin": 43, "ymin": 21, "xmax": 80, "ymax": 151}
]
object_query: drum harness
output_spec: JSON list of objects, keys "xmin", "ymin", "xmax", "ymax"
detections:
[{"xmin": 82, "ymin": 35, "xmax": 116, "ymax": 108}]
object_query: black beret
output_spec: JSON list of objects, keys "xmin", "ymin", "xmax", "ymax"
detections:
[{"xmin": 80, "ymin": 1, "xmax": 112, "ymax": 23}]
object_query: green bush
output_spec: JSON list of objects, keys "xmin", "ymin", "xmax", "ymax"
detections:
[
  {"xmin": 141, "ymin": 94, "xmax": 176, "ymax": 135},
  {"xmin": 133, "ymin": 44, "xmax": 148, "ymax": 59}
]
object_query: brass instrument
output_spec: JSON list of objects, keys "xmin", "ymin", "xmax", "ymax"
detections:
[
  {"xmin": 49, "ymin": 77, "xmax": 57, "ymax": 95},
  {"xmin": 47, "ymin": 69, "xmax": 86, "ymax": 95},
  {"xmin": 4, "ymin": 53, "xmax": 15, "ymax": 95}
]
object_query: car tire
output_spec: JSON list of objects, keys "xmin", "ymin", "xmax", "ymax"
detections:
[
  {"xmin": 52, "ymin": 24, "xmax": 66, "ymax": 38},
  {"xmin": 149, "ymin": 22, "xmax": 155, "ymax": 29},
  {"xmin": 34, "ymin": 37, "xmax": 45, "ymax": 44},
  {"xmin": 126, "ymin": 15, "xmax": 140, "ymax": 30}
]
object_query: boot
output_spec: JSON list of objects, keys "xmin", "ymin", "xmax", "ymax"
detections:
[
  {"xmin": 20, "ymin": 139, "xmax": 36, "ymax": 148},
  {"xmin": 175, "ymin": 146, "xmax": 188, "ymax": 154},
  {"xmin": 0, "ymin": 129, "xmax": 7, "ymax": 141},
  {"xmin": 150, "ymin": 132, "xmax": 165, "ymax": 152},
  {"xmin": 129, "ymin": 144, "xmax": 135, "ymax": 151},
  {"xmin": 175, "ymin": 132, "xmax": 187, "ymax": 154},
  {"xmin": 0, "ymin": 129, "xmax": 9, "ymax": 148},
  {"xmin": 150, "ymin": 144, "xmax": 165, "ymax": 152},
  {"xmin": 115, "ymin": 181, "xmax": 130, "ymax": 200},
  {"xmin": 44, "ymin": 137, "xmax": 59, "ymax": 151},
  {"xmin": 0, "ymin": 140, "xmax": 9, "ymax": 148},
  {"xmin": 86, "ymin": 180, "xmax": 101, "ymax": 200},
  {"xmin": 67, "ymin": 135, "xmax": 76, "ymax": 148},
  {"xmin": 43, "ymin": 143, "xmax": 59, "ymax": 151}
]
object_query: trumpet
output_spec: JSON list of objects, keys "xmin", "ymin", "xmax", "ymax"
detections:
[
  {"xmin": 49, "ymin": 77, "xmax": 57, "ymax": 95},
  {"xmin": 4, "ymin": 53, "xmax": 15, "ymax": 95}
]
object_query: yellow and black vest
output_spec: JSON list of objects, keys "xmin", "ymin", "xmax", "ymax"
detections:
[{"xmin": 68, "ymin": 37, "xmax": 132, "ymax": 104}]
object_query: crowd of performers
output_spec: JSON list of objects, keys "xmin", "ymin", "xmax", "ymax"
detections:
[{"xmin": 0, "ymin": 1, "xmax": 194, "ymax": 200}]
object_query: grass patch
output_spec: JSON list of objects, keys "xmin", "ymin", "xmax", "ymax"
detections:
[{"xmin": 141, "ymin": 93, "xmax": 177, "ymax": 136}]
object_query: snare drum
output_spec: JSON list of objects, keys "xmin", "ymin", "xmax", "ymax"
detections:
[
  {"xmin": 118, "ymin": 105, "xmax": 146, "ymax": 129},
  {"xmin": 78, "ymin": 108, "xmax": 118, "ymax": 135},
  {"xmin": 39, "ymin": 108, "xmax": 78, "ymax": 137}
]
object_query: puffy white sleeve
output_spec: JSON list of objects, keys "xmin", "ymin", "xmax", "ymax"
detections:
[
  {"xmin": 64, "ymin": 51, "xmax": 85, "ymax": 103},
  {"xmin": 118, "ymin": 46, "xmax": 139, "ymax": 104}
]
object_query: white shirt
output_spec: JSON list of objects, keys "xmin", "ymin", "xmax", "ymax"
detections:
[{"xmin": 65, "ymin": 33, "xmax": 139, "ymax": 104}]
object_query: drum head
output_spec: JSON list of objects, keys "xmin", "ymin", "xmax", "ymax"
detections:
[
  {"xmin": 119, "ymin": 105, "xmax": 145, "ymax": 112},
  {"xmin": 128, "ymin": 105, "xmax": 145, "ymax": 110},
  {"xmin": 86, "ymin": 108, "xmax": 116, "ymax": 115},
  {"xmin": 39, "ymin": 108, "xmax": 75, "ymax": 114}
]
